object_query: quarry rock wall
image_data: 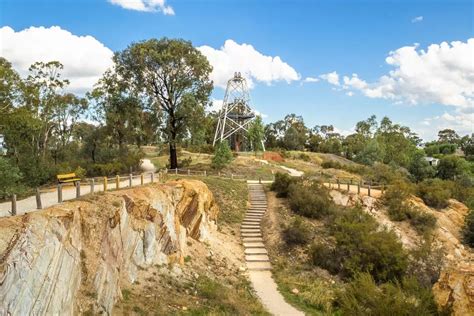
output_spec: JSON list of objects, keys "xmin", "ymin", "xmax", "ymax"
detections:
[{"xmin": 0, "ymin": 180, "xmax": 218, "ymax": 315}]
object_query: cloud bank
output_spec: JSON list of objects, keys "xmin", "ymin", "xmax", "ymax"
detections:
[
  {"xmin": 319, "ymin": 39, "xmax": 474, "ymax": 135},
  {"xmin": 108, "ymin": 0, "xmax": 174, "ymax": 15},
  {"xmin": 0, "ymin": 26, "xmax": 114, "ymax": 94},
  {"xmin": 198, "ymin": 39, "xmax": 300, "ymax": 89}
]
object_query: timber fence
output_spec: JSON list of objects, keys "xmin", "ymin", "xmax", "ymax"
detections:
[{"xmin": 4, "ymin": 168, "xmax": 265, "ymax": 217}]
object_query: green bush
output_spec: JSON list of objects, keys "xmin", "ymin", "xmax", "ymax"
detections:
[
  {"xmin": 463, "ymin": 210, "xmax": 474, "ymax": 247},
  {"xmin": 338, "ymin": 273, "xmax": 442, "ymax": 316},
  {"xmin": 310, "ymin": 242, "xmax": 340, "ymax": 274},
  {"xmin": 321, "ymin": 160, "xmax": 342, "ymax": 169},
  {"xmin": 270, "ymin": 172, "xmax": 294, "ymax": 197},
  {"xmin": 407, "ymin": 237, "xmax": 444, "ymax": 287},
  {"xmin": 283, "ymin": 217, "xmax": 312, "ymax": 245},
  {"xmin": 330, "ymin": 208, "xmax": 408, "ymax": 282},
  {"xmin": 179, "ymin": 156, "xmax": 192, "ymax": 167},
  {"xmin": 211, "ymin": 141, "xmax": 233, "ymax": 170},
  {"xmin": 407, "ymin": 210, "xmax": 437, "ymax": 235},
  {"xmin": 0, "ymin": 157, "xmax": 26, "ymax": 199},
  {"xmin": 381, "ymin": 180, "xmax": 414, "ymax": 221},
  {"xmin": 298, "ymin": 153, "xmax": 311, "ymax": 162},
  {"xmin": 436, "ymin": 155, "xmax": 470, "ymax": 180},
  {"xmin": 288, "ymin": 181, "xmax": 334, "ymax": 219},
  {"xmin": 417, "ymin": 179, "xmax": 452, "ymax": 209}
]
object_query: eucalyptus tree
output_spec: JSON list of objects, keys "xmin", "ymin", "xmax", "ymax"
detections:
[{"xmin": 114, "ymin": 38, "xmax": 213, "ymax": 169}]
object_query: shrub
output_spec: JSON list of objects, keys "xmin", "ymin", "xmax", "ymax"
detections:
[
  {"xmin": 298, "ymin": 153, "xmax": 311, "ymax": 162},
  {"xmin": 271, "ymin": 172, "xmax": 294, "ymax": 197},
  {"xmin": 407, "ymin": 237, "xmax": 444, "ymax": 287},
  {"xmin": 381, "ymin": 180, "xmax": 414, "ymax": 221},
  {"xmin": 179, "ymin": 156, "xmax": 192, "ymax": 168},
  {"xmin": 407, "ymin": 210, "xmax": 437, "ymax": 235},
  {"xmin": 330, "ymin": 208, "xmax": 408, "ymax": 282},
  {"xmin": 310, "ymin": 242, "xmax": 340, "ymax": 274},
  {"xmin": 417, "ymin": 179, "xmax": 452, "ymax": 209},
  {"xmin": 463, "ymin": 210, "xmax": 474, "ymax": 247},
  {"xmin": 283, "ymin": 217, "xmax": 312, "ymax": 245},
  {"xmin": 321, "ymin": 160, "xmax": 342, "ymax": 169},
  {"xmin": 436, "ymin": 155, "xmax": 469, "ymax": 180},
  {"xmin": 288, "ymin": 181, "xmax": 334, "ymax": 219},
  {"xmin": 338, "ymin": 273, "xmax": 441, "ymax": 316},
  {"xmin": 0, "ymin": 157, "xmax": 25, "ymax": 199},
  {"xmin": 211, "ymin": 141, "xmax": 233, "ymax": 170}
]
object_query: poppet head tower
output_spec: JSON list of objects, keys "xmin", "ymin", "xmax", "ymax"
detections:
[{"xmin": 213, "ymin": 72, "xmax": 256, "ymax": 151}]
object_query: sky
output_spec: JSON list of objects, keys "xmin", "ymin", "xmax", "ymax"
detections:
[{"xmin": 1, "ymin": 0, "xmax": 473, "ymax": 141}]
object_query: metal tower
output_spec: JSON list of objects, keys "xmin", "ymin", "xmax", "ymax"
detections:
[{"xmin": 213, "ymin": 72, "xmax": 257, "ymax": 151}]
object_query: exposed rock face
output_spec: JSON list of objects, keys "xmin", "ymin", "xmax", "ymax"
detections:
[
  {"xmin": 0, "ymin": 180, "xmax": 218, "ymax": 315},
  {"xmin": 329, "ymin": 189, "xmax": 474, "ymax": 315}
]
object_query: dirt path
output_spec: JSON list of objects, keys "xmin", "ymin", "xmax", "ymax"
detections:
[
  {"xmin": 0, "ymin": 176, "xmax": 156, "ymax": 217},
  {"xmin": 242, "ymin": 183, "xmax": 303, "ymax": 316}
]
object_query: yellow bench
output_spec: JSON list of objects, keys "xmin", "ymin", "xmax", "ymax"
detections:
[{"xmin": 57, "ymin": 173, "xmax": 81, "ymax": 184}]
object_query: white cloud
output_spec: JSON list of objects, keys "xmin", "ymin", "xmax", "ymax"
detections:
[
  {"xmin": 418, "ymin": 111, "xmax": 473, "ymax": 140},
  {"xmin": 0, "ymin": 26, "xmax": 114, "ymax": 94},
  {"xmin": 303, "ymin": 76, "xmax": 320, "ymax": 83},
  {"xmin": 319, "ymin": 71, "xmax": 340, "ymax": 86},
  {"xmin": 198, "ymin": 39, "xmax": 300, "ymax": 89},
  {"xmin": 108, "ymin": 0, "xmax": 175, "ymax": 15},
  {"xmin": 324, "ymin": 39, "xmax": 474, "ymax": 110},
  {"xmin": 411, "ymin": 16, "xmax": 423, "ymax": 23}
]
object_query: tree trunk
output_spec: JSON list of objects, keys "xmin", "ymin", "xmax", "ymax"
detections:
[{"xmin": 169, "ymin": 142, "xmax": 178, "ymax": 169}]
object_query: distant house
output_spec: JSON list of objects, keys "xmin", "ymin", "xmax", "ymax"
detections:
[{"xmin": 424, "ymin": 156, "xmax": 439, "ymax": 166}]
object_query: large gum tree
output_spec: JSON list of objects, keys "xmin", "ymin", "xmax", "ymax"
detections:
[{"xmin": 115, "ymin": 38, "xmax": 213, "ymax": 169}]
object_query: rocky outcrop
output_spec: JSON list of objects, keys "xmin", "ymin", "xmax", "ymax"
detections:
[
  {"xmin": 0, "ymin": 180, "xmax": 218, "ymax": 315},
  {"xmin": 329, "ymin": 190, "xmax": 474, "ymax": 315}
]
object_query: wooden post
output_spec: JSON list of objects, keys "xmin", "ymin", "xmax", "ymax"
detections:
[
  {"xmin": 104, "ymin": 177, "xmax": 108, "ymax": 191},
  {"xmin": 129, "ymin": 174, "xmax": 133, "ymax": 187},
  {"xmin": 151, "ymin": 172, "xmax": 154, "ymax": 183},
  {"xmin": 204, "ymin": 170, "xmax": 207, "ymax": 177},
  {"xmin": 76, "ymin": 181, "xmax": 81, "ymax": 198},
  {"xmin": 11, "ymin": 194, "xmax": 17, "ymax": 216},
  {"xmin": 259, "ymin": 177, "xmax": 262, "ymax": 184},
  {"xmin": 358, "ymin": 182, "xmax": 361, "ymax": 194},
  {"xmin": 347, "ymin": 182, "xmax": 350, "ymax": 191},
  {"xmin": 337, "ymin": 179, "xmax": 340, "ymax": 190},
  {"xmin": 141, "ymin": 173, "xmax": 144, "ymax": 185},
  {"xmin": 116, "ymin": 175, "xmax": 120, "ymax": 189},
  {"xmin": 58, "ymin": 183, "xmax": 63, "ymax": 203},
  {"xmin": 90, "ymin": 179, "xmax": 95, "ymax": 194},
  {"xmin": 381, "ymin": 184, "xmax": 385, "ymax": 194},
  {"xmin": 36, "ymin": 188, "xmax": 42, "ymax": 209},
  {"xmin": 368, "ymin": 181, "xmax": 371, "ymax": 197},
  {"xmin": 231, "ymin": 173, "xmax": 234, "ymax": 180},
  {"xmin": 175, "ymin": 168, "xmax": 178, "ymax": 175},
  {"xmin": 188, "ymin": 169, "xmax": 190, "ymax": 175},
  {"xmin": 218, "ymin": 171, "xmax": 221, "ymax": 177}
]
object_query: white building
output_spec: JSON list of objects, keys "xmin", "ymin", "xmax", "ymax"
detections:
[
  {"xmin": 424, "ymin": 156, "xmax": 439, "ymax": 166},
  {"xmin": 0, "ymin": 135, "xmax": 6, "ymax": 155}
]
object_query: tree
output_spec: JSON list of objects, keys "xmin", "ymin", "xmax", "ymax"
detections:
[
  {"xmin": 438, "ymin": 129, "xmax": 460, "ymax": 144},
  {"xmin": 115, "ymin": 38, "xmax": 213, "ymax": 169},
  {"xmin": 0, "ymin": 157, "xmax": 24, "ymax": 199},
  {"xmin": 409, "ymin": 149, "xmax": 436, "ymax": 182},
  {"xmin": 247, "ymin": 116, "xmax": 265, "ymax": 154},
  {"xmin": 436, "ymin": 155, "xmax": 469, "ymax": 180},
  {"xmin": 211, "ymin": 141, "xmax": 233, "ymax": 170},
  {"xmin": 0, "ymin": 57, "xmax": 22, "ymax": 113}
]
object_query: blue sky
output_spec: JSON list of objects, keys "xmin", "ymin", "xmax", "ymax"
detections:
[{"xmin": 1, "ymin": 0, "xmax": 473, "ymax": 140}]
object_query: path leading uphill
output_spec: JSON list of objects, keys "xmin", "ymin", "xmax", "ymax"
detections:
[{"xmin": 242, "ymin": 183, "xmax": 303, "ymax": 316}]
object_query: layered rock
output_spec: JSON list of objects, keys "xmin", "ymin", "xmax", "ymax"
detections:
[
  {"xmin": 329, "ymin": 190, "xmax": 474, "ymax": 315},
  {"xmin": 0, "ymin": 180, "xmax": 218, "ymax": 315}
]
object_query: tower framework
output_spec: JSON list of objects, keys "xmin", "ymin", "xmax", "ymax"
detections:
[{"xmin": 213, "ymin": 72, "xmax": 259, "ymax": 151}]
